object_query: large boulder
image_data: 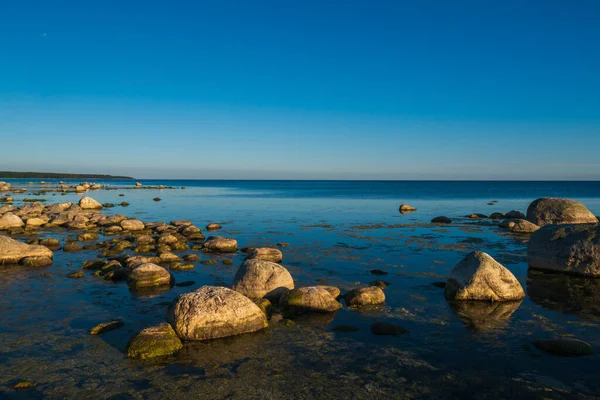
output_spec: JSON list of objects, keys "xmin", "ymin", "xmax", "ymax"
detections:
[
  {"xmin": 126, "ymin": 323, "xmax": 183, "ymax": 359},
  {"xmin": 279, "ymin": 286, "xmax": 342, "ymax": 314},
  {"xmin": 0, "ymin": 235, "xmax": 53, "ymax": 265},
  {"xmin": 247, "ymin": 247, "xmax": 283, "ymax": 263},
  {"xmin": 526, "ymin": 198, "xmax": 597, "ymax": 227},
  {"xmin": 344, "ymin": 286, "xmax": 385, "ymax": 306},
  {"xmin": 444, "ymin": 251, "xmax": 525, "ymax": 301},
  {"xmin": 128, "ymin": 263, "xmax": 173, "ymax": 288},
  {"xmin": 0, "ymin": 213, "xmax": 24, "ymax": 230},
  {"xmin": 203, "ymin": 236, "xmax": 237, "ymax": 253},
  {"xmin": 79, "ymin": 196, "xmax": 103, "ymax": 210},
  {"xmin": 166, "ymin": 286, "xmax": 267, "ymax": 340},
  {"xmin": 528, "ymin": 223, "xmax": 600, "ymax": 278},
  {"xmin": 231, "ymin": 259, "xmax": 294, "ymax": 300}
]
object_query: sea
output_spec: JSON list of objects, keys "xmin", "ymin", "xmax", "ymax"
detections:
[{"xmin": 1, "ymin": 180, "xmax": 600, "ymax": 399}]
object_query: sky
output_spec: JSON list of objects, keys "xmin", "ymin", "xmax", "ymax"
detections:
[{"xmin": 0, "ymin": 0, "xmax": 599, "ymax": 180}]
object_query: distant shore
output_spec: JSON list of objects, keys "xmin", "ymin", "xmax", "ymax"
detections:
[{"xmin": 0, "ymin": 171, "xmax": 134, "ymax": 180}]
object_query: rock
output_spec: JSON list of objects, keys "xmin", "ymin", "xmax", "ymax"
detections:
[
  {"xmin": 510, "ymin": 219, "xmax": 540, "ymax": 233},
  {"xmin": 371, "ymin": 280, "xmax": 389, "ymax": 289},
  {"xmin": 467, "ymin": 213, "xmax": 488, "ymax": 219},
  {"xmin": 371, "ymin": 322, "xmax": 409, "ymax": 335},
  {"xmin": 247, "ymin": 247, "xmax": 283, "ymax": 263},
  {"xmin": 25, "ymin": 217, "xmax": 46, "ymax": 228},
  {"xmin": 505, "ymin": 210, "xmax": 525, "ymax": 219},
  {"xmin": 527, "ymin": 198, "xmax": 597, "ymax": 227},
  {"xmin": 399, "ymin": 204, "xmax": 416, "ymax": 214},
  {"xmin": 231, "ymin": 259, "xmax": 294, "ymax": 300},
  {"xmin": 532, "ymin": 338, "xmax": 593, "ymax": 357},
  {"xmin": 21, "ymin": 256, "xmax": 53, "ymax": 267},
  {"xmin": 79, "ymin": 196, "xmax": 103, "ymax": 209},
  {"xmin": 120, "ymin": 202, "xmax": 129, "ymax": 207},
  {"xmin": 68, "ymin": 271, "xmax": 85, "ymax": 278},
  {"xmin": 431, "ymin": 216, "xmax": 452, "ymax": 223},
  {"xmin": 0, "ymin": 212, "xmax": 24, "ymax": 230},
  {"xmin": 0, "ymin": 236, "xmax": 53, "ymax": 265},
  {"xmin": 153, "ymin": 197, "xmax": 161, "ymax": 201},
  {"xmin": 254, "ymin": 298, "xmax": 273, "ymax": 317},
  {"xmin": 279, "ymin": 286, "xmax": 342, "ymax": 314},
  {"xmin": 276, "ymin": 242, "xmax": 290, "ymax": 248},
  {"xmin": 12, "ymin": 381, "xmax": 35, "ymax": 390},
  {"xmin": 159, "ymin": 252, "xmax": 180, "ymax": 263},
  {"xmin": 125, "ymin": 256, "xmax": 162, "ymax": 269},
  {"xmin": 183, "ymin": 254, "xmax": 200, "ymax": 262},
  {"xmin": 128, "ymin": 263, "xmax": 173, "ymax": 288},
  {"xmin": 126, "ymin": 323, "xmax": 182, "ymax": 359},
  {"xmin": 489, "ymin": 212, "xmax": 505, "ymax": 220},
  {"xmin": 166, "ymin": 286, "xmax": 267, "ymax": 340},
  {"xmin": 201, "ymin": 259, "xmax": 217, "ymax": 266},
  {"xmin": 206, "ymin": 223, "xmax": 222, "ymax": 231},
  {"xmin": 170, "ymin": 262, "xmax": 194, "ymax": 271},
  {"xmin": 499, "ymin": 219, "xmax": 516, "ymax": 229},
  {"xmin": 203, "ymin": 236, "xmax": 237, "ymax": 253},
  {"xmin": 222, "ymin": 259, "xmax": 233, "ymax": 265},
  {"xmin": 77, "ymin": 232, "xmax": 99, "ymax": 241},
  {"xmin": 317, "ymin": 285, "xmax": 341, "ymax": 298},
  {"xmin": 344, "ymin": 286, "xmax": 385, "ymax": 306},
  {"xmin": 444, "ymin": 251, "xmax": 525, "ymax": 301},
  {"xmin": 89, "ymin": 320, "xmax": 124, "ymax": 335},
  {"xmin": 370, "ymin": 269, "xmax": 388, "ymax": 275},
  {"xmin": 528, "ymin": 223, "xmax": 600, "ymax": 277},
  {"xmin": 39, "ymin": 238, "xmax": 60, "ymax": 249},
  {"xmin": 63, "ymin": 243, "xmax": 82, "ymax": 252},
  {"xmin": 120, "ymin": 219, "xmax": 145, "ymax": 231}
]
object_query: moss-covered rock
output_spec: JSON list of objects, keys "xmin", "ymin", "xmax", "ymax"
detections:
[
  {"xmin": 126, "ymin": 323, "xmax": 182, "ymax": 359},
  {"xmin": 89, "ymin": 320, "xmax": 124, "ymax": 335}
]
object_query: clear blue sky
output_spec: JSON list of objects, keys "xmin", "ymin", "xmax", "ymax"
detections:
[{"xmin": 1, "ymin": 0, "xmax": 599, "ymax": 179}]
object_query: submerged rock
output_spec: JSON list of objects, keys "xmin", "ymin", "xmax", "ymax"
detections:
[
  {"xmin": 444, "ymin": 251, "xmax": 525, "ymax": 301},
  {"xmin": 166, "ymin": 286, "xmax": 267, "ymax": 340},
  {"xmin": 128, "ymin": 263, "xmax": 174, "ymax": 288},
  {"xmin": 344, "ymin": 286, "xmax": 385, "ymax": 306},
  {"xmin": 532, "ymin": 338, "xmax": 593, "ymax": 357},
  {"xmin": 247, "ymin": 247, "xmax": 283, "ymax": 263},
  {"xmin": 0, "ymin": 235, "xmax": 53, "ymax": 266},
  {"xmin": 279, "ymin": 286, "xmax": 342, "ymax": 314},
  {"xmin": 528, "ymin": 223, "xmax": 600, "ymax": 277},
  {"xmin": 231, "ymin": 259, "xmax": 294, "ymax": 300},
  {"xmin": 371, "ymin": 322, "xmax": 409, "ymax": 336},
  {"xmin": 126, "ymin": 323, "xmax": 183, "ymax": 359},
  {"xmin": 526, "ymin": 198, "xmax": 598, "ymax": 227}
]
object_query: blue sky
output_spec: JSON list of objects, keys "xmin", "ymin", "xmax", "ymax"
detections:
[{"xmin": 1, "ymin": 0, "xmax": 599, "ymax": 179}]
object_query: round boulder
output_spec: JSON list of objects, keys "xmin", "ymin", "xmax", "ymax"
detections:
[
  {"xmin": 166, "ymin": 286, "xmax": 267, "ymax": 340},
  {"xmin": 528, "ymin": 223, "xmax": 600, "ymax": 277},
  {"xmin": 444, "ymin": 251, "xmax": 525, "ymax": 301},
  {"xmin": 120, "ymin": 219, "xmax": 145, "ymax": 231},
  {"xmin": 344, "ymin": 286, "xmax": 386, "ymax": 306},
  {"xmin": 510, "ymin": 219, "xmax": 540, "ymax": 234},
  {"xmin": 0, "ymin": 236, "xmax": 53, "ymax": 265},
  {"xmin": 79, "ymin": 196, "xmax": 103, "ymax": 209},
  {"xmin": 203, "ymin": 236, "xmax": 237, "ymax": 253},
  {"xmin": 247, "ymin": 247, "xmax": 283, "ymax": 263},
  {"xmin": 127, "ymin": 323, "xmax": 183, "ymax": 359},
  {"xmin": 0, "ymin": 212, "xmax": 24, "ymax": 230},
  {"xmin": 431, "ymin": 216, "xmax": 452, "ymax": 224},
  {"xmin": 279, "ymin": 286, "xmax": 342, "ymax": 314},
  {"xmin": 399, "ymin": 204, "xmax": 416, "ymax": 214},
  {"xmin": 231, "ymin": 259, "xmax": 294, "ymax": 300},
  {"xmin": 526, "ymin": 198, "xmax": 597, "ymax": 227},
  {"xmin": 128, "ymin": 263, "xmax": 173, "ymax": 288},
  {"xmin": 505, "ymin": 210, "xmax": 526, "ymax": 219}
]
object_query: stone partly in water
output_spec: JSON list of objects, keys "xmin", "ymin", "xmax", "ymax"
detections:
[
  {"xmin": 431, "ymin": 216, "xmax": 452, "ymax": 224},
  {"xmin": 505, "ymin": 210, "xmax": 526, "ymax": 219},
  {"xmin": 371, "ymin": 322, "xmax": 409, "ymax": 336},
  {"xmin": 526, "ymin": 197, "xmax": 598, "ymax": 227},
  {"xmin": 528, "ymin": 223, "xmax": 600, "ymax": 278},
  {"xmin": 0, "ymin": 212, "xmax": 24, "ymax": 230},
  {"xmin": 206, "ymin": 223, "xmax": 222, "ymax": 231},
  {"xmin": 510, "ymin": 219, "xmax": 540, "ymax": 234},
  {"xmin": 0, "ymin": 235, "xmax": 53, "ymax": 266},
  {"xmin": 444, "ymin": 251, "xmax": 525, "ymax": 301},
  {"xmin": 316, "ymin": 285, "xmax": 341, "ymax": 299},
  {"xmin": 166, "ymin": 286, "xmax": 267, "ymax": 340},
  {"xmin": 279, "ymin": 286, "xmax": 342, "ymax": 315},
  {"xmin": 128, "ymin": 263, "xmax": 174, "ymax": 288},
  {"xmin": 532, "ymin": 338, "xmax": 593, "ymax": 357},
  {"xmin": 399, "ymin": 204, "xmax": 416, "ymax": 214},
  {"xmin": 120, "ymin": 219, "xmax": 145, "ymax": 231},
  {"xmin": 231, "ymin": 259, "xmax": 294, "ymax": 300},
  {"xmin": 499, "ymin": 219, "xmax": 516, "ymax": 229},
  {"xmin": 89, "ymin": 320, "xmax": 124, "ymax": 335},
  {"xmin": 126, "ymin": 323, "xmax": 183, "ymax": 359},
  {"xmin": 344, "ymin": 286, "xmax": 386, "ymax": 306},
  {"xmin": 79, "ymin": 196, "xmax": 103, "ymax": 209},
  {"xmin": 202, "ymin": 236, "xmax": 238, "ymax": 253},
  {"xmin": 247, "ymin": 247, "xmax": 283, "ymax": 263}
]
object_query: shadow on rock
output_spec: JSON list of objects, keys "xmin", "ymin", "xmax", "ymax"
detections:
[
  {"xmin": 527, "ymin": 269, "xmax": 600, "ymax": 322},
  {"xmin": 448, "ymin": 300, "xmax": 522, "ymax": 332}
]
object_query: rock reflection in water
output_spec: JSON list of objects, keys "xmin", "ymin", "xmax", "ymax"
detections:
[
  {"xmin": 527, "ymin": 269, "xmax": 600, "ymax": 321},
  {"xmin": 130, "ymin": 284, "xmax": 173, "ymax": 299},
  {"xmin": 448, "ymin": 300, "xmax": 522, "ymax": 332}
]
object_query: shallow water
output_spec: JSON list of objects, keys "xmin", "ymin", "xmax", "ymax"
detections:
[{"xmin": 1, "ymin": 180, "xmax": 600, "ymax": 399}]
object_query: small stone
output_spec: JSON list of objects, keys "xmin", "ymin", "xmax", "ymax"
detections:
[
  {"xmin": 12, "ymin": 381, "xmax": 35, "ymax": 390},
  {"xmin": 206, "ymin": 223, "xmax": 222, "ymax": 231},
  {"xmin": 200, "ymin": 259, "xmax": 217, "ymax": 266},
  {"xmin": 345, "ymin": 286, "xmax": 385, "ymax": 306},
  {"xmin": 370, "ymin": 269, "xmax": 388, "ymax": 275},
  {"xmin": 183, "ymin": 254, "xmax": 200, "ymax": 262},
  {"xmin": 222, "ymin": 259, "xmax": 233, "ymax": 265},
  {"xmin": 276, "ymin": 242, "xmax": 290, "ymax": 248},
  {"xmin": 431, "ymin": 216, "xmax": 452, "ymax": 224},
  {"xmin": 399, "ymin": 204, "xmax": 417, "ymax": 213},
  {"xmin": 371, "ymin": 280, "xmax": 389, "ymax": 289},
  {"xmin": 153, "ymin": 197, "xmax": 161, "ymax": 202},
  {"xmin": 68, "ymin": 271, "xmax": 85, "ymax": 279},
  {"xmin": 89, "ymin": 320, "xmax": 124, "ymax": 335},
  {"xmin": 63, "ymin": 243, "xmax": 83, "ymax": 252},
  {"xmin": 126, "ymin": 323, "xmax": 182, "ymax": 359}
]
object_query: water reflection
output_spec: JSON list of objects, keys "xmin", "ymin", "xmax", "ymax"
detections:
[
  {"xmin": 448, "ymin": 300, "xmax": 522, "ymax": 332},
  {"xmin": 527, "ymin": 270, "xmax": 600, "ymax": 321}
]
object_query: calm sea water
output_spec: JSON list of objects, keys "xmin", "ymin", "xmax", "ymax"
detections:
[{"xmin": 1, "ymin": 180, "xmax": 600, "ymax": 399}]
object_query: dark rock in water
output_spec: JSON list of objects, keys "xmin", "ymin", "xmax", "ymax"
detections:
[
  {"xmin": 67, "ymin": 271, "xmax": 84, "ymax": 279},
  {"xmin": 176, "ymin": 280, "xmax": 195, "ymax": 287},
  {"xmin": 526, "ymin": 197, "xmax": 597, "ymax": 227},
  {"xmin": 183, "ymin": 254, "xmax": 200, "ymax": 262},
  {"xmin": 370, "ymin": 269, "xmax": 388, "ymax": 275},
  {"xmin": 532, "ymin": 338, "xmax": 593, "ymax": 357},
  {"xmin": 431, "ymin": 216, "xmax": 452, "ymax": 223},
  {"xmin": 489, "ymin": 212, "xmax": 505, "ymax": 220},
  {"xmin": 431, "ymin": 281, "xmax": 446, "ymax": 289},
  {"xmin": 63, "ymin": 242, "xmax": 82, "ymax": 252},
  {"xmin": 333, "ymin": 325, "xmax": 360, "ymax": 333},
  {"xmin": 120, "ymin": 202, "xmax": 129, "ymax": 207},
  {"xmin": 276, "ymin": 242, "xmax": 291, "ymax": 248},
  {"xmin": 448, "ymin": 300, "xmax": 521, "ymax": 332},
  {"xmin": 240, "ymin": 246, "xmax": 255, "ymax": 254},
  {"xmin": 253, "ymin": 298, "xmax": 273, "ymax": 318},
  {"xmin": 371, "ymin": 322, "xmax": 408, "ymax": 336},
  {"xmin": 505, "ymin": 210, "xmax": 526, "ymax": 219},
  {"xmin": 371, "ymin": 280, "xmax": 390, "ymax": 289},
  {"xmin": 527, "ymin": 270, "xmax": 600, "ymax": 322},
  {"xmin": 222, "ymin": 259, "xmax": 233, "ymax": 265},
  {"xmin": 89, "ymin": 320, "xmax": 124, "ymax": 335},
  {"xmin": 153, "ymin": 197, "xmax": 161, "ymax": 202},
  {"xmin": 467, "ymin": 213, "xmax": 488, "ymax": 219},
  {"xmin": 127, "ymin": 323, "xmax": 183, "ymax": 359},
  {"xmin": 528, "ymin": 223, "xmax": 600, "ymax": 278}
]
